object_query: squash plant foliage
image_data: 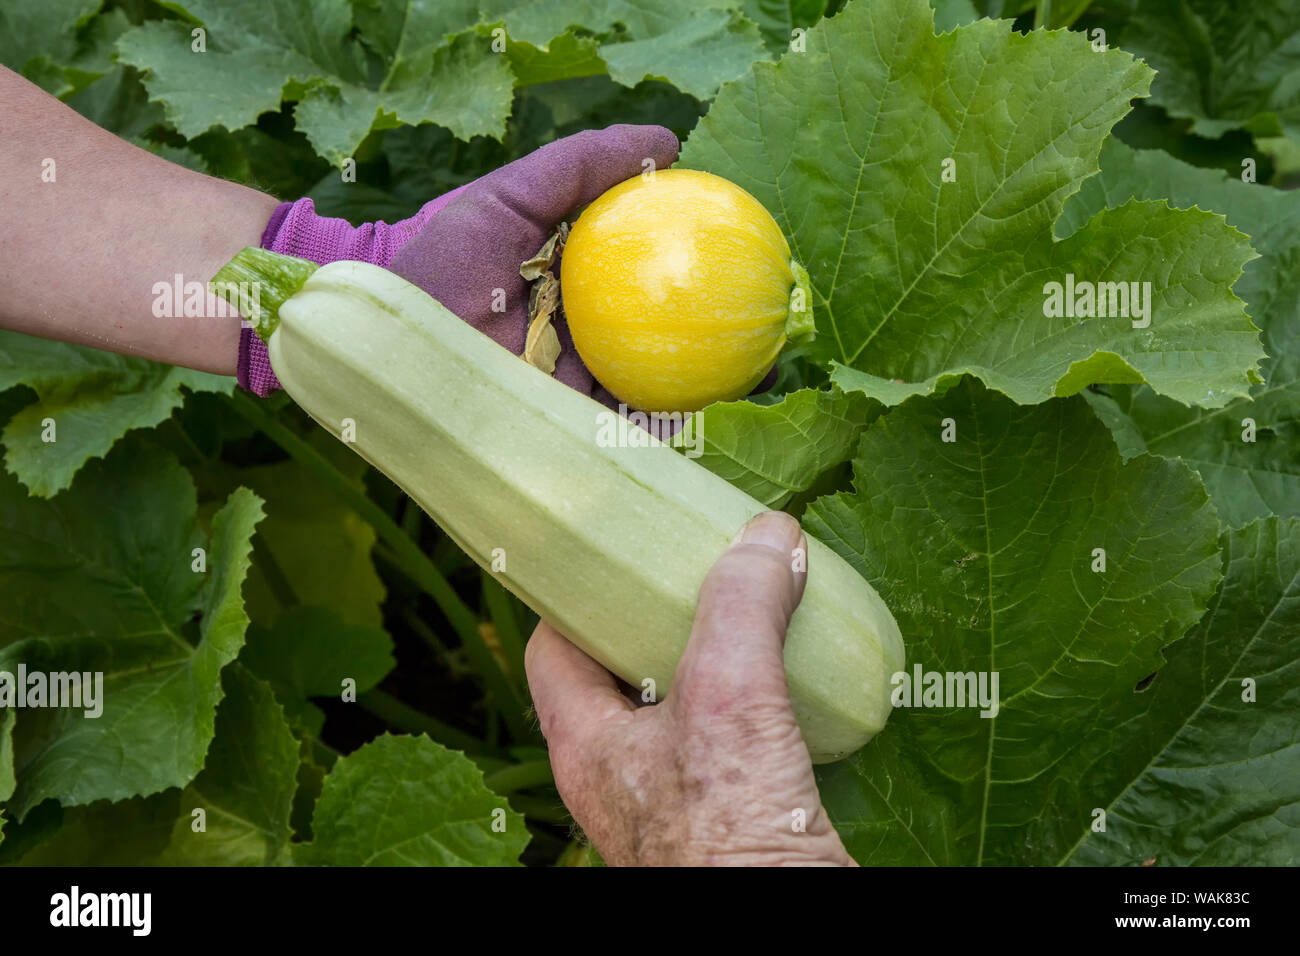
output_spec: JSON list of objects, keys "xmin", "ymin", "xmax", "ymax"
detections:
[{"xmin": 0, "ymin": 0, "xmax": 1297, "ymax": 866}]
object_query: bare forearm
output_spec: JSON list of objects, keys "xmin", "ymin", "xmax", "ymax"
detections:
[{"xmin": 0, "ymin": 65, "xmax": 280, "ymax": 374}]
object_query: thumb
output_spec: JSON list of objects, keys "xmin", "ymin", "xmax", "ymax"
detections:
[{"xmin": 670, "ymin": 512, "xmax": 808, "ymax": 716}]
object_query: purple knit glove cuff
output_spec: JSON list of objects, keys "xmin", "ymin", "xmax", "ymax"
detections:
[
  {"xmin": 236, "ymin": 186, "xmax": 470, "ymax": 396},
  {"xmin": 237, "ymin": 204, "xmax": 292, "ymax": 396}
]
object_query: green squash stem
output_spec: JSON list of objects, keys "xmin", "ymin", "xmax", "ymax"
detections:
[
  {"xmin": 785, "ymin": 259, "xmax": 816, "ymax": 345},
  {"xmin": 209, "ymin": 246, "xmax": 318, "ymax": 342}
]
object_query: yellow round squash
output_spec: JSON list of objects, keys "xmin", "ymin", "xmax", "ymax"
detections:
[{"xmin": 560, "ymin": 169, "xmax": 814, "ymax": 414}]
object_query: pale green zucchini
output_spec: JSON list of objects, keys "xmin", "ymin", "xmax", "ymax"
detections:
[{"xmin": 214, "ymin": 249, "xmax": 905, "ymax": 762}]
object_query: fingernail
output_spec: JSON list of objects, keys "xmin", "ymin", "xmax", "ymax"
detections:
[{"xmin": 734, "ymin": 511, "xmax": 802, "ymax": 555}]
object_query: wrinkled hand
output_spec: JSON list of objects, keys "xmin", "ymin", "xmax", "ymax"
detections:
[
  {"xmin": 525, "ymin": 511, "xmax": 856, "ymax": 867},
  {"xmin": 389, "ymin": 124, "xmax": 679, "ymax": 399}
]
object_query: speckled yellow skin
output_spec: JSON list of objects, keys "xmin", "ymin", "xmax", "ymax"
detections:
[{"xmin": 561, "ymin": 169, "xmax": 796, "ymax": 413}]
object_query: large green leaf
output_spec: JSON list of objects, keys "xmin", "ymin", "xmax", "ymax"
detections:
[
  {"xmin": 114, "ymin": 0, "xmax": 769, "ymax": 164},
  {"xmin": 158, "ymin": 665, "xmax": 300, "ymax": 865},
  {"xmin": 116, "ymin": 0, "xmax": 513, "ymax": 166},
  {"xmin": 806, "ymin": 378, "xmax": 1224, "ymax": 864},
  {"xmin": 231, "ymin": 447, "xmax": 387, "ymax": 629},
  {"xmin": 0, "ymin": 332, "xmax": 231, "ymax": 497},
  {"xmin": 504, "ymin": 31, "xmax": 607, "ymax": 87},
  {"xmin": 1118, "ymin": 0, "xmax": 1300, "ymax": 140},
  {"xmin": 0, "ymin": 443, "xmax": 263, "ymax": 817},
  {"xmin": 930, "ymin": 0, "xmax": 980, "ymax": 31},
  {"xmin": 3, "ymin": 669, "xmax": 301, "ymax": 865},
  {"xmin": 1063, "ymin": 141, "xmax": 1300, "ymax": 528},
  {"xmin": 680, "ymin": 0, "xmax": 1263, "ymax": 408},
  {"xmin": 241, "ymin": 605, "xmax": 395, "ymax": 704},
  {"xmin": 1, "ymin": 792, "xmax": 182, "ymax": 865},
  {"xmin": 0, "ymin": 0, "xmax": 102, "ymax": 95},
  {"xmin": 296, "ymin": 735, "xmax": 530, "ymax": 866},
  {"xmin": 600, "ymin": 9, "xmax": 767, "ymax": 99},
  {"xmin": 501, "ymin": 0, "xmax": 770, "ymax": 98},
  {"xmin": 64, "ymin": 62, "xmax": 167, "ymax": 144},
  {"xmin": 675, "ymin": 387, "xmax": 880, "ymax": 507},
  {"xmin": 737, "ymin": 0, "xmax": 827, "ymax": 52},
  {"xmin": 1066, "ymin": 517, "xmax": 1300, "ymax": 865}
]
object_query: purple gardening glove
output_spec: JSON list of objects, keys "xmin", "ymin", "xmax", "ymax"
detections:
[
  {"xmin": 241, "ymin": 125, "xmax": 680, "ymax": 398},
  {"xmin": 388, "ymin": 124, "xmax": 680, "ymax": 401},
  {"xmin": 241, "ymin": 177, "xmax": 472, "ymax": 395}
]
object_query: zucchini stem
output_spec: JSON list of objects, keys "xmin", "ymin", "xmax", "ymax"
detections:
[
  {"xmin": 482, "ymin": 576, "xmax": 529, "ymax": 690},
  {"xmin": 786, "ymin": 259, "xmax": 816, "ymax": 345},
  {"xmin": 483, "ymin": 759, "xmax": 554, "ymax": 794},
  {"xmin": 210, "ymin": 246, "xmax": 318, "ymax": 342}
]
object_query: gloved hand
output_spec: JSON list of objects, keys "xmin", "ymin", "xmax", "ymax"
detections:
[{"xmin": 240, "ymin": 125, "xmax": 680, "ymax": 397}]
